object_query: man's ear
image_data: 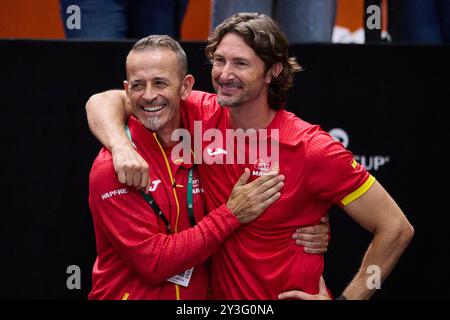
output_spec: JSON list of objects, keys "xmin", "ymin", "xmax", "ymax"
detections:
[
  {"xmin": 123, "ymin": 80, "xmax": 130, "ymax": 97},
  {"xmin": 180, "ymin": 74, "xmax": 195, "ymax": 100},
  {"xmin": 123, "ymin": 80, "xmax": 133, "ymax": 105},
  {"xmin": 265, "ymin": 62, "xmax": 283, "ymax": 84}
]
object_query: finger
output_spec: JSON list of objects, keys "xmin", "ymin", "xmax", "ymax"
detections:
[
  {"xmin": 304, "ymin": 247, "xmax": 327, "ymax": 254},
  {"xmin": 141, "ymin": 171, "xmax": 149, "ymax": 191},
  {"xmin": 278, "ymin": 290, "xmax": 313, "ymax": 300},
  {"xmin": 249, "ymin": 172, "xmax": 278, "ymax": 189},
  {"xmin": 258, "ymin": 192, "xmax": 281, "ymax": 212},
  {"xmin": 132, "ymin": 169, "xmax": 142, "ymax": 188},
  {"xmin": 257, "ymin": 174, "xmax": 285, "ymax": 192},
  {"xmin": 235, "ymin": 168, "xmax": 251, "ymax": 187},
  {"xmin": 257, "ymin": 181, "xmax": 284, "ymax": 202},
  {"xmin": 126, "ymin": 171, "xmax": 134, "ymax": 187},
  {"xmin": 251, "ymin": 174, "xmax": 284, "ymax": 197},
  {"xmin": 248, "ymin": 172, "xmax": 284, "ymax": 191},
  {"xmin": 248, "ymin": 162, "xmax": 282, "ymax": 188},
  {"xmin": 320, "ymin": 214, "xmax": 330, "ymax": 224},
  {"xmin": 295, "ymin": 239, "xmax": 326, "ymax": 249},
  {"xmin": 296, "ymin": 225, "xmax": 317, "ymax": 234},
  {"xmin": 296, "ymin": 224, "xmax": 328, "ymax": 235},
  {"xmin": 292, "ymin": 233, "xmax": 328, "ymax": 243},
  {"xmin": 118, "ymin": 171, "xmax": 127, "ymax": 185}
]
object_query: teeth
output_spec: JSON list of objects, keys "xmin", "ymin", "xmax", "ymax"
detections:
[
  {"xmin": 143, "ymin": 105, "xmax": 164, "ymax": 112},
  {"xmin": 222, "ymin": 84, "xmax": 241, "ymax": 89}
]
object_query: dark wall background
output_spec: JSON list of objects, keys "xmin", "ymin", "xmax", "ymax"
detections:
[{"xmin": 0, "ymin": 40, "xmax": 449, "ymax": 300}]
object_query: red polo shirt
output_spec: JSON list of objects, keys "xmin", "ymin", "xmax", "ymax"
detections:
[{"xmin": 181, "ymin": 91, "xmax": 375, "ymax": 299}]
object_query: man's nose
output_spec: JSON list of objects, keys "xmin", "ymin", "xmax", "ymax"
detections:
[
  {"xmin": 219, "ymin": 63, "xmax": 236, "ymax": 82},
  {"xmin": 142, "ymin": 84, "xmax": 157, "ymax": 102}
]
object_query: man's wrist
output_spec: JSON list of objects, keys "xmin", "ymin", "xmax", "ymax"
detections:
[
  {"xmin": 110, "ymin": 138, "xmax": 133, "ymax": 153},
  {"xmin": 336, "ymin": 294, "xmax": 347, "ymax": 300},
  {"xmin": 225, "ymin": 202, "xmax": 238, "ymax": 221}
]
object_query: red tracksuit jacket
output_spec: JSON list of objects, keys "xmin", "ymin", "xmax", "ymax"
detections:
[{"xmin": 88, "ymin": 116, "xmax": 240, "ymax": 300}]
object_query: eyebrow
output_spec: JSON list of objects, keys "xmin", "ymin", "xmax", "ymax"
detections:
[
  {"xmin": 153, "ymin": 76, "xmax": 170, "ymax": 82},
  {"xmin": 213, "ymin": 53, "xmax": 249, "ymax": 62},
  {"xmin": 130, "ymin": 77, "xmax": 170, "ymax": 84}
]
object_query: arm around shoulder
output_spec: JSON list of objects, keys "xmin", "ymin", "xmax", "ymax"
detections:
[
  {"xmin": 85, "ymin": 89, "xmax": 132, "ymax": 150},
  {"xmin": 86, "ymin": 89, "xmax": 149, "ymax": 189}
]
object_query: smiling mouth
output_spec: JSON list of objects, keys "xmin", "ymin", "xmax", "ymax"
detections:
[
  {"xmin": 140, "ymin": 105, "xmax": 165, "ymax": 113},
  {"xmin": 219, "ymin": 83, "xmax": 243, "ymax": 94}
]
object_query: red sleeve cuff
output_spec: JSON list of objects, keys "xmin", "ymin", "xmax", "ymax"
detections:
[{"xmin": 215, "ymin": 203, "xmax": 241, "ymax": 231}]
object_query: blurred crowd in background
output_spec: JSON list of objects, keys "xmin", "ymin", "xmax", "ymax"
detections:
[{"xmin": 1, "ymin": 0, "xmax": 449, "ymax": 44}]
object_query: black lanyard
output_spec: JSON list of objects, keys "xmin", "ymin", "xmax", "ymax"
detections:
[
  {"xmin": 186, "ymin": 168, "xmax": 196, "ymax": 228},
  {"xmin": 125, "ymin": 125, "xmax": 196, "ymax": 234},
  {"xmin": 140, "ymin": 191, "xmax": 173, "ymax": 234}
]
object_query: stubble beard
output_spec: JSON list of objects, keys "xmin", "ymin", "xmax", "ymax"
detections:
[
  {"xmin": 216, "ymin": 85, "xmax": 251, "ymax": 108},
  {"xmin": 216, "ymin": 85, "xmax": 263, "ymax": 108},
  {"xmin": 217, "ymin": 94, "xmax": 245, "ymax": 108},
  {"xmin": 140, "ymin": 115, "xmax": 162, "ymax": 132}
]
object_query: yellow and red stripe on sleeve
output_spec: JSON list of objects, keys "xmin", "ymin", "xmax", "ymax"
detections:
[{"xmin": 340, "ymin": 174, "xmax": 376, "ymax": 206}]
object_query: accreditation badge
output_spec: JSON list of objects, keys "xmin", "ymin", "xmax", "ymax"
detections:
[{"xmin": 167, "ymin": 267, "xmax": 194, "ymax": 287}]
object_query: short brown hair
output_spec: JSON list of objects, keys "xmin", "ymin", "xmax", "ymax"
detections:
[
  {"xmin": 128, "ymin": 34, "xmax": 188, "ymax": 78},
  {"xmin": 206, "ymin": 13, "xmax": 302, "ymax": 110}
]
